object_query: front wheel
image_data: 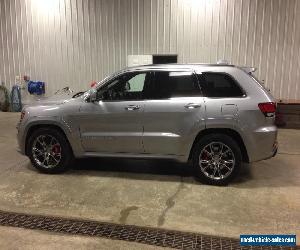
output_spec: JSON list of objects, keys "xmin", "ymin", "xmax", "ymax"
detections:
[
  {"xmin": 27, "ymin": 128, "xmax": 73, "ymax": 174},
  {"xmin": 192, "ymin": 134, "xmax": 242, "ymax": 185}
]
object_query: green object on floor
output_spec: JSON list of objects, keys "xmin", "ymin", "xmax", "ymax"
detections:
[
  {"xmin": 11, "ymin": 85, "xmax": 22, "ymax": 112},
  {"xmin": 0, "ymin": 84, "xmax": 10, "ymax": 112}
]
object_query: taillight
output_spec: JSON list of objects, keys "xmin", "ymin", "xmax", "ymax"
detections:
[{"xmin": 258, "ymin": 102, "xmax": 276, "ymax": 117}]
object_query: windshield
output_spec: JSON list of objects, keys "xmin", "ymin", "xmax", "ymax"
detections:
[{"xmin": 81, "ymin": 75, "xmax": 110, "ymax": 99}]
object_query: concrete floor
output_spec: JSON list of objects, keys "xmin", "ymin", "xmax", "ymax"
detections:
[{"xmin": 0, "ymin": 112, "xmax": 299, "ymax": 249}]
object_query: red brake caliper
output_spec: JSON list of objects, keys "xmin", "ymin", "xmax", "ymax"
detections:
[{"xmin": 52, "ymin": 144, "xmax": 61, "ymax": 155}]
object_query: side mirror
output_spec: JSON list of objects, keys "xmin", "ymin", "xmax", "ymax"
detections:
[{"xmin": 89, "ymin": 89, "xmax": 97, "ymax": 102}]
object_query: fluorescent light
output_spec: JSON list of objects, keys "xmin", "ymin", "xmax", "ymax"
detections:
[{"xmin": 31, "ymin": 0, "xmax": 61, "ymax": 17}]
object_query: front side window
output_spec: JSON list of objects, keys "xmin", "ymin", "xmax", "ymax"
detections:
[
  {"xmin": 197, "ymin": 73, "xmax": 244, "ymax": 98},
  {"xmin": 97, "ymin": 72, "xmax": 150, "ymax": 101},
  {"xmin": 151, "ymin": 71, "xmax": 201, "ymax": 99}
]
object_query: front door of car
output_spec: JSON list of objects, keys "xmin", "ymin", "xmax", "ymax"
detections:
[
  {"xmin": 79, "ymin": 71, "xmax": 150, "ymax": 154},
  {"xmin": 142, "ymin": 70, "xmax": 206, "ymax": 156}
]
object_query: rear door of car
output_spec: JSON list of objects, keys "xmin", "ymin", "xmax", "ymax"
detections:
[
  {"xmin": 196, "ymin": 72, "xmax": 245, "ymax": 129},
  {"xmin": 142, "ymin": 69, "xmax": 206, "ymax": 157}
]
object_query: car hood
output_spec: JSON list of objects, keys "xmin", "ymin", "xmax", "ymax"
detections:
[
  {"xmin": 23, "ymin": 96, "xmax": 83, "ymax": 119},
  {"xmin": 24, "ymin": 93, "xmax": 73, "ymax": 107}
]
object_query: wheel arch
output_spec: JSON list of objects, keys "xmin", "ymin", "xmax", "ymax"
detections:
[
  {"xmin": 25, "ymin": 124, "xmax": 73, "ymax": 156},
  {"xmin": 188, "ymin": 128, "xmax": 249, "ymax": 163}
]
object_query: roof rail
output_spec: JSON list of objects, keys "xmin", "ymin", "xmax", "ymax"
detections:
[{"xmin": 217, "ymin": 59, "xmax": 230, "ymax": 65}]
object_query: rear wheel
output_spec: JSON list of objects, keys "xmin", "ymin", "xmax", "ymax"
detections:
[
  {"xmin": 27, "ymin": 128, "xmax": 73, "ymax": 174},
  {"xmin": 192, "ymin": 134, "xmax": 242, "ymax": 185}
]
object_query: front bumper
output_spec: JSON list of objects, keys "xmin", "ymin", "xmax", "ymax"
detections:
[{"xmin": 16, "ymin": 122, "xmax": 26, "ymax": 155}]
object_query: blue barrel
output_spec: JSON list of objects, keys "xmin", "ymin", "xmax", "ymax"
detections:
[{"xmin": 28, "ymin": 81, "xmax": 45, "ymax": 95}]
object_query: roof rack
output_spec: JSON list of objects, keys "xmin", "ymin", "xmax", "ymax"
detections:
[{"xmin": 217, "ymin": 59, "xmax": 230, "ymax": 65}]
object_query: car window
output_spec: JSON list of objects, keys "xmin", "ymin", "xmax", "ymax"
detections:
[
  {"xmin": 97, "ymin": 72, "xmax": 149, "ymax": 101},
  {"xmin": 127, "ymin": 74, "xmax": 146, "ymax": 92},
  {"xmin": 197, "ymin": 73, "xmax": 244, "ymax": 97},
  {"xmin": 150, "ymin": 71, "xmax": 201, "ymax": 99}
]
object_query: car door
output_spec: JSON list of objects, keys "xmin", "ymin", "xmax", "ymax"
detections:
[
  {"xmin": 79, "ymin": 71, "xmax": 150, "ymax": 154},
  {"xmin": 142, "ymin": 69, "xmax": 206, "ymax": 157},
  {"xmin": 196, "ymin": 72, "xmax": 244, "ymax": 129}
]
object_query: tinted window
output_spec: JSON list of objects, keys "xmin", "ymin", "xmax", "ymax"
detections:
[
  {"xmin": 97, "ymin": 72, "xmax": 150, "ymax": 100},
  {"xmin": 151, "ymin": 71, "xmax": 201, "ymax": 99},
  {"xmin": 198, "ymin": 73, "xmax": 244, "ymax": 97},
  {"xmin": 127, "ymin": 74, "xmax": 145, "ymax": 92}
]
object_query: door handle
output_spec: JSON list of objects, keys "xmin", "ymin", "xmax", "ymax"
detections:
[
  {"xmin": 184, "ymin": 103, "xmax": 201, "ymax": 109},
  {"xmin": 125, "ymin": 105, "xmax": 140, "ymax": 111}
]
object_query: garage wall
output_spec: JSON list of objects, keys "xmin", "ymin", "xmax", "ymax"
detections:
[{"xmin": 0, "ymin": 0, "xmax": 300, "ymax": 100}]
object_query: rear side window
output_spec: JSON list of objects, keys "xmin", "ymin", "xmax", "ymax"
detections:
[
  {"xmin": 197, "ymin": 73, "xmax": 244, "ymax": 97},
  {"xmin": 151, "ymin": 71, "xmax": 201, "ymax": 99}
]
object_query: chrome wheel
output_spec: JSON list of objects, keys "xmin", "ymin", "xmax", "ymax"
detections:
[
  {"xmin": 32, "ymin": 135, "xmax": 62, "ymax": 169},
  {"xmin": 199, "ymin": 142, "xmax": 235, "ymax": 180}
]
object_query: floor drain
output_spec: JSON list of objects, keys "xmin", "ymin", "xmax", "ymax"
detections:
[{"xmin": 0, "ymin": 210, "xmax": 297, "ymax": 249}]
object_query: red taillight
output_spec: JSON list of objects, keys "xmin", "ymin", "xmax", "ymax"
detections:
[{"xmin": 258, "ymin": 102, "xmax": 276, "ymax": 117}]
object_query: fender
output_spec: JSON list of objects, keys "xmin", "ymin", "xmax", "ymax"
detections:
[{"xmin": 23, "ymin": 116, "xmax": 84, "ymax": 157}]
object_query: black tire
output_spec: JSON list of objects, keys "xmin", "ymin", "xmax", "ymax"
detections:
[
  {"xmin": 192, "ymin": 134, "xmax": 242, "ymax": 185},
  {"xmin": 27, "ymin": 128, "xmax": 73, "ymax": 174}
]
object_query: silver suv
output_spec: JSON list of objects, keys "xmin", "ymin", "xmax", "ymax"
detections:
[{"xmin": 17, "ymin": 64, "xmax": 278, "ymax": 185}]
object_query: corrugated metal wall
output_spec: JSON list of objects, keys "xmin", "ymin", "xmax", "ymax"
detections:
[{"xmin": 0, "ymin": 0, "xmax": 300, "ymax": 100}]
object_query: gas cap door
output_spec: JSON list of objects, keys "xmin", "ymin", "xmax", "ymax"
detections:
[{"xmin": 221, "ymin": 104, "xmax": 238, "ymax": 118}]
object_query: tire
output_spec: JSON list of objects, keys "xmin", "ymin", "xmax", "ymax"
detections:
[
  {"xmin": 27, "ymin": 128, "xmax": 73, "ymax": 174},
  {"xmin": 192, "ymin": 134, "xmax": 242, "ymax": 185}
]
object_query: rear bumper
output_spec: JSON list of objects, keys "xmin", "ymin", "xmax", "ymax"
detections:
[
  {"xmin": 244, "ymin": 125, "xmax": 278, "ymax": 162},
  {"xmin": 272, "ymin": 141, "xmax": 278, "ymax": 157}
]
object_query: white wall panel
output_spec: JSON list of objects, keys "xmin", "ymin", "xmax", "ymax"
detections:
[{"xmin": 0, "ymin": 0, "xmax": 300, "ymax": 100}]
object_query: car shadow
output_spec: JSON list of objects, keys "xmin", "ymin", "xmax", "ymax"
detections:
[
  {"xmin": 25, "ymin": 154, "xmax": 299, "ymax": 188},
  {"xmin": 67, "ymin": 157, "xmax": 253, "ymax": 185},
  {"xmin": 69, "ymin": 157, "xmax": 195, "ymax": 183}
]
